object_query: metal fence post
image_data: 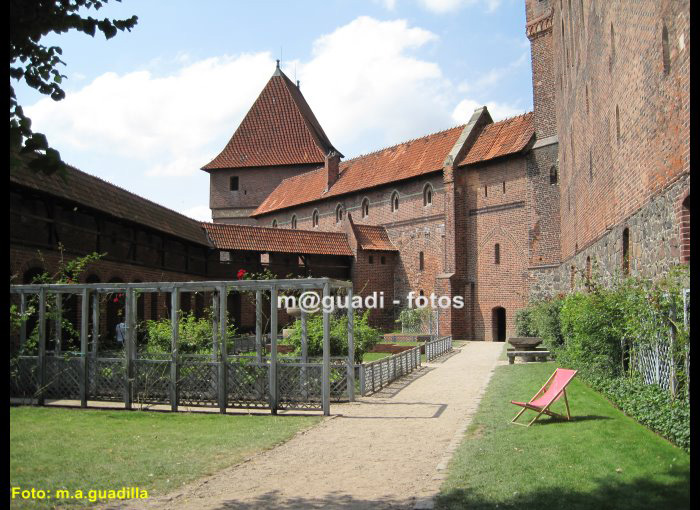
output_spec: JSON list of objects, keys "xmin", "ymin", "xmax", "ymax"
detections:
[
  {"xmin": 55, "ymin": 293, "xmax": 62, "ymax": 356},
  {"xmin": 346, "ymin": 288, "xmax": 355, "ymax": 402},
  {"xmin": 170, "ymin": 288, "xmax": 180, "ymax": 412},
  {"xmin": 269, "ymin": 286, "xmax": 278, "ymax": 414},
  {"xmin": 37, "ymin": 288, "xmax": 47, "ymax": 405},
  {"xmin": 301, "ymin": 309, "xmax": 308, "ymax": 398},
  {"xmin": 124, "ymin": 288, "xmax": 134, "ymax": 410},
  {"xmin": 80, "ymin": 289, "xmax": 89, "ymax": 407},
  {"xmin": 255, "ymin": 290, "xmax": 263, "ymax": 364},
  {"xmin": 322, "ymin": 283, "xmax": 331, "ymax": 416},
  {"xmin": 19, "ymin": 292, "xmax": 27, "ymax": 349},
  {"xmin": 91, "ymin": 292, "xmax": 100, "ymax": 356},
  {"xmin": 218, "ymin": 286, "xmax": 228, "ymax": 414}
]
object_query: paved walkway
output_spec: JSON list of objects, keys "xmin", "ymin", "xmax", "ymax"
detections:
[{"xmin": 116, "ymin": 342, "xmax": 503, "ymax": 510}]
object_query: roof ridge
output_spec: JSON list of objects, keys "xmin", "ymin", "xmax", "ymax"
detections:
[
  {"xmin": 488, "ymin": 111, "xmax": 533, "ymax": 126},
  {"xmin": 201, "ymin": 221, "xmax": 346, "ymax": 237},
  {"xmin": 341, "ymin": 124, "xmax": 466, "ymax": 164},
  {"xmin": 63, "ymin": 165, "xmax": 203, "ymax": 226}
]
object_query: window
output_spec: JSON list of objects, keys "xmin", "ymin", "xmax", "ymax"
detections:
[
  {"xmin": 380, "ymin": 256, "xmax": 386, "ymax": 265},
  {"xmin": 368, "ymin": 255, "xmax": 374, "ymax": 264},
  {"xmin": 550, "ymin": 165, "xmax": 558, "ymax": 184},
  {"xmin": 622, "ymin": 227, "xmax": 630, "ymax": 275},
  {"xmin": 361, "ymin": 198, "xmax": 369, "ymax": 218},
  {"xmin": 390, "ymin": 191, "xmax": 399, "ymax": 212},
  {"xmin": 662, "ymin": 24, "xmax": 671, "ymax": 75},
  {"xmin": 502, "ymin": 181, "xmax": 506, "ymax": 194},
  {"xmin": 419, "ymin": 251, "xmax": 425, "ymax": 271},
  {"xmin": 290, "ymin": 215, "xmax": 297, "ymax": 229},
  {"xmin": 312, "ymin": 210, "xmax": 319, "ymax": 228},
  {"xmin": 335, "ymin": 204, "xmax": 344, "ymax": 223},
  {"xmin": 589, "ymin": 151, "xmax": 593, "ymax": 181},
  {"xmin": 271, "ymin": 219, "xmax": 278, "ymax": 228},
  {"xmin": 423, "ymin": 184, "xmax": 433, "ymax": 206},
  {"xmin": 586, "ymin": 256, "xmax": 592, "ymax": 281},
  {"xmin": 229, "ymin": 176, "xmax": 239, "ymax": 191},
  {"xmin": 494, "ymin": 243, "xmax": 500, "ymax": 265},
  {"xmin": 616, "ymin": 105, "xmax": 621, "ymax": 142},
  {"xmin": 610, "ymin": 23, "xmax": 616, "ymax": 68}
]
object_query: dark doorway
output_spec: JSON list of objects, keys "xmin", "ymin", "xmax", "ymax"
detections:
[{"xmin": 492, "ymin": 307, "xmax": 506, "ymax": 342}]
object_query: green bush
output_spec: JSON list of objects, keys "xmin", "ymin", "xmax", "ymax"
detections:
[
  {"xmin": 584, "ymin": 374, "xmax": 690, "ymax": 451},
  {"xmin": 514, "ymin": 296, "xmax": 565, "ymax": 351},
  {"xmin": 142, "ymin": 311, "xmax": 237, "ymax": 355},
  {"xmin": 284, "ymin": 310, "xmax": 381, "ymax": 363}
]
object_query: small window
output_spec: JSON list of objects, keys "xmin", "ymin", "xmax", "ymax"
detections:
[
  {"xmin": 290, "ymin": 215, "xmax": 297, "ymax": 229},
  {"xmin": 391, "ymin": 192, "xmax": 399, "ymax": 212},
  {"xmin": 484, "ymin": 185, "xmax": 488, "ymax": 197},
  {"xmin": 616, "ymin": 105, "xmax": 621, "ymax": 141},
  {"xmin": 550, "ymin": 165, "xmax": 558, "ymax": 184},
  {"xmin": 589, "ymin": 151, "xmax": 593, "ymax": 181},
  {"xmin": 419, "ymin": 251, "xmax": 424, "ymax": 271},
  {"xmin": 622, "ymin": 227, "xmax": 630, "ymax": 275},
  {"xmin": 662, "ymin": 24, "xmax": 671, "ymax": 75},
  {"xmin": 368, "ymin": 255, "xmax": 374, "ymax": 264},
  {"xmin": 494, "ymin": 243, "xmax": 500, "ymax": 265},
  {"xmin": 271, "ymin": 219, "xmax": 278, "ymax": 228},
  {"xmin": 336, "ymin": 204, "xmax": 344, "ymax": 223},
  {"xmin": 610, "ymin": 23, "xmax": 616, "ymax": 67},
  {"xmin": 423, "ymin": 184, "xmax": 433, "ymax": 206},
  {"xmin": 229, "ymin": 176, "xmax": 239, "ymax": 191},
  {"xmin": 380, "ymin": 256, "xmax": 386, "ymax": 265},
  {"xmin": 502, "ymin": 181, "xmax": 506, "ymax": 194},
  {"xmin": 361, "ymin": 198, "xmax": 369, "ymax": 218},
  {"xmin": 312, "ymin": 210, "xmax": 319, "ymax": 228}
]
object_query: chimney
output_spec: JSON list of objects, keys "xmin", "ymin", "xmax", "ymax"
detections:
[{"xmin": 325, "ymin": 150, "xmax": 340, "ymax": 190}]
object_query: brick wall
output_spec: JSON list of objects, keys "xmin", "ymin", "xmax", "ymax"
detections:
[
  {"xmin": 554, "ymin": 0, "xmax": 690, "ymax": 263},
  {"xmin": 208, "ymin": 163, "xmax": 320, "ymax": 224}
]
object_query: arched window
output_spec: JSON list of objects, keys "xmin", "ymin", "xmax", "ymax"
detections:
[
  {"xmin": 586, "ymin": 256, "xmax": 592, "ymax": 281},
  {"xmin": 390, "ymin": 191, "xmax": 399, "ymax": 212},
  {"xmin": 622, "ymin": 227, "xmax": 630, "ymax": 275},
  {"xmin": 290, "ymin": 215, "xmax": 297, "ymax": 229},
  {"xmin": 423, "ymin": 184, "xmax": 433, "ymax": 207},
  {"xmin": 312, "ymin": 210, "xmax": 319, "ymax": 228},
  {"xmin": 550, "ymin": 165, "xmax": 558, "ymax": 184},
  {"xmin": 419, "ymin": 251, "xmax": 424, "ymax": 271},
  {"xmin": 662, "ymin": 24, "xmax": 671, "ymax": 75},
  {"xmin": 271, "ymin": 219, "xmax": 278, "ymax": 228},
  {"xmin": 335, "ymin": 204, "xmax": 344, "ymax": 223},
  {"xmin": 361, "ymin": 198, "xmax": 369, "ymax": 218},
  {"xmin": 494, "ymin": 244, "xmax": 500, "ymax": 265}
]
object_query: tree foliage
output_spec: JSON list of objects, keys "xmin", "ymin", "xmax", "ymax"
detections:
[{"xmin": 10, "ymin": 0, "xmax": 137, "ymax": 174}]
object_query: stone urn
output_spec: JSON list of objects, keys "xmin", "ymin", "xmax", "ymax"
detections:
[
  {"xmin": 286, "ymin": 306, "xmax": 302, "ymax": 318},
  {"xmin": 507, "ymin": 337, "xmax": 543, "ymax": 351}
]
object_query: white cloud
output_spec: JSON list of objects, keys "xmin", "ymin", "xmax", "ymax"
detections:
[
  {"xmin": 451, "ymin": 98, "xmax": 525, "ymax": 124},
  {"xmin": 458, "ymin": 52, "xmax": 527, "ymax": 95},
  {"xmin": 182, "ymin": 205, "xmax": 212, "ymax": 222},
  {"xmin": 418, "ymin": 0, "xmax": 501, "ymax": 14},
  {"xmin": 25, "ymin": 14, "xmax": 522, "ymax": 190},
  {"xmin": 372, "ymin": 0, "xmax": 398, "ymax": 10}
]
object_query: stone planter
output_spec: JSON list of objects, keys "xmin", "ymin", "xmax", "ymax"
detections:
[
  {"xmin": 286, "ymin": 306, "xmax": 302, "ymax": 318},
  {"xmin": 507, "ymin": 337, "xmax": 543, "ymax": 351}
]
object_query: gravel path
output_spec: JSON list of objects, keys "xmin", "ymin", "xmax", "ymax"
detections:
[{"xmin": 115, "ymin": 341, "xmax": 503, "ymax": 510}]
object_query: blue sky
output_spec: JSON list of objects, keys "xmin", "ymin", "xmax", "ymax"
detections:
[{"xmin": 18, "ymin": 0, "xmax": 533, "ymax": 221}]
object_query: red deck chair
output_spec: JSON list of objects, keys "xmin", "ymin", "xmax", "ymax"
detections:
[{"xmin": 510, "ymin": 368, "xmax": 577, "ymax": 426}]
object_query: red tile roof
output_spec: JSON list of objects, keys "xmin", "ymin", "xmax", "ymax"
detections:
[
  {"xmin": 252, "ymin": 125, "xmax": 466, "ymax": 216},
  {"xmin": 251, "ymin": 113, "xmax": 534, "ymax": 216},
  {"xmin": 456, "ymin": 112, "xmax": 534, "ymax": 166},
  {"xmin": 202, "ymin": 222, "xmax": 353, "ymax": 256},
  {"xmin": 10, "ymin": 163, "xmax": 211, "ymax": 246},
  {"xmin": 202, "ymin": 67, "xmax": 339, "ymax": 170},
  {"xmin": 352, "ymin": 224, "xmax": 398, "ymax": 251}
]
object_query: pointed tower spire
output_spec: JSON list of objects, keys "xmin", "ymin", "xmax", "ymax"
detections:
[{"xmin": 202, "ymin": 64, "xmax": 342, "ymax": 170}]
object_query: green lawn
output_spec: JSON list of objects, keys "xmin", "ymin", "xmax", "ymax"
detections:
[
  {"xmin": 438, "ymin": 362, "xmax": 690, "ymax": 510},
  {"xmin": 10, "ymin": 407, "xmax": 321, "ymax": 508}
]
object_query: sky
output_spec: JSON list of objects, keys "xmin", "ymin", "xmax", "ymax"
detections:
[{"xmin": 17, "ymin": 0, "xmax": 533, "ymax": 222}]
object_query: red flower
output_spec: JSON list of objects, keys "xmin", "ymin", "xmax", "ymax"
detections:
[
  {"xmin": 113, "ymin": 297, "xmax": 119, "ymax": 303},
  {"xmin": 237, "ymin": 269, "xmax": 247, "ymax": 280}
]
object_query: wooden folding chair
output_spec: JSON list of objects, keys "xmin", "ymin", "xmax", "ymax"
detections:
[{"xmin": 510, "ymin": 368, "xmax": 577, "ymax": 426}]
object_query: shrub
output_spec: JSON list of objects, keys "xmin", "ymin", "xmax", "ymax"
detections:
[
  {"xmin": 142, "ymin": 311, "xmax": 237, "ymax": 355},
  {"xmin": 514, "ymin": 296, "xmax": 565, "ymax": 351},
  {"xmin": 284, "ymin": 310, "xmax": 380, "ymax": 363}
]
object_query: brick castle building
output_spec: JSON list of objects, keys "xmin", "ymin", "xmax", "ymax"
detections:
[{"xmin": 10, "ymin": 1, "xmax": 690, "ymax": 341}]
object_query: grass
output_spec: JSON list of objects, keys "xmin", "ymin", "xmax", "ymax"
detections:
[
  {"xmin": 362, "ymin": 352, "xmax": 391, "ymax": 362},
  {"xmin": 10, "ymin": 406, "xmax": 321, "ymax": 509},
  {"xmin": 437, "ymin": 362, "xmax": 690, "ymax": 510}
]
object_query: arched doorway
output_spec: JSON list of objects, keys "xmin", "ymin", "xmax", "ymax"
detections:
[{"xmin": 492, "ymin": 307, "xmax": 506, "ymax": 342}]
